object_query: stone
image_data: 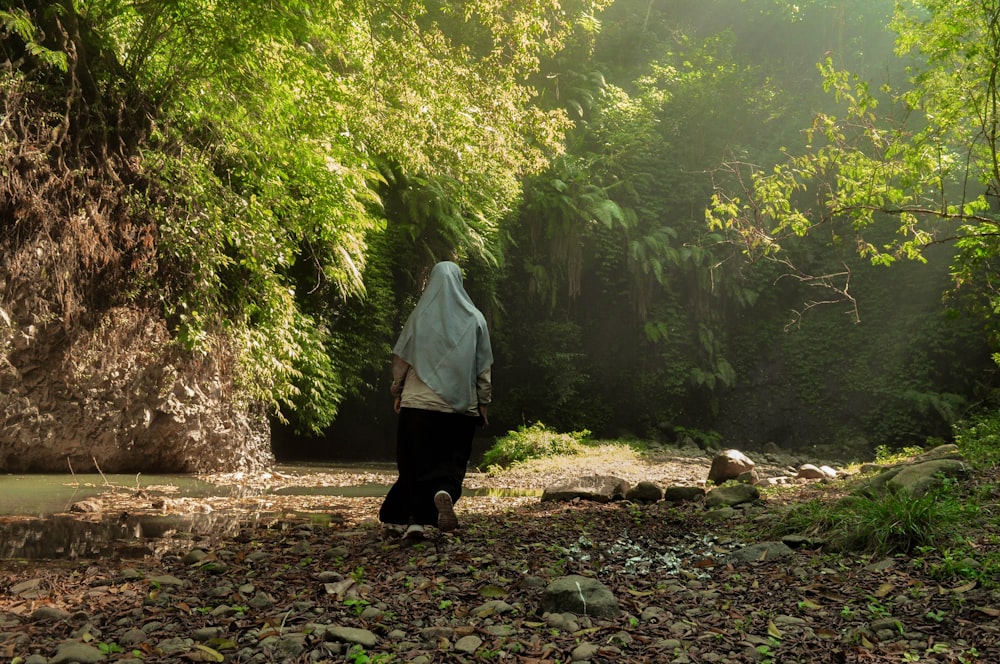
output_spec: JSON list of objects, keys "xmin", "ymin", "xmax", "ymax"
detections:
[
  {"xmin": 571, "ymin": 642, "xmax": 600, "ymax": 661},
  {"xmin": 541, "ymin": 475, "xmax": 630, "ymax": 503},
  {"xmin": 887, "ymin": 459, "xmax": 968, "ymax": 497},
  {"xmin": 705, "ymin": 483, "xmax": 760, "ymax": 508},
  {"xmin": 472, "ymin": 600, "xmax": 513, "ymax": 618},
  {"xmin": 541, "ymin": 575, "xmax": 622, "ymax": 618},
  {"xmin": 626, "ymin": 481, "xmax": 664, "ymax": 503},
  {"xmin": 662, "ymin": 486, "xmax": 706, "ymax": 502},
  {"xmin": 727, "ymin": 541, "xmax": 795, "ymax": 563},
  {"xmin": 325, "ymin": 625, "xmax": 377, "ymax": 647},
  {"xmin": 31, "ymin": 606, "xmax": 70, "ymax": 621},
  {"xmin": 707, "ymin": 449, "xmax": 756, "ymax": 485},
  {"xmin": 70, "ymin": 499, "xmax": 102, "ymax": 513},
  {"xmin": 796, "ymin": 464, "xmax": 826, "ymax": 479},
  {"xmin": 49, "ymin": 642, "xmax": 107, "ymax": 664},
  {"xmin": 455, "ymin": 635, "xmax": 483, "ymax": 654}
]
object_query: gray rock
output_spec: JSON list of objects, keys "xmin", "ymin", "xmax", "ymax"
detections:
[
  {"xmin": 662, "ymin": 486, "xmax": 706, "ymax": 503},
  {"xmin": 888, "ymin": 459, "xmax": 968, "ymax": 496},
  {"xmin": 325, "ymin": 625, "xmax": 377, "ymax": 647},
  {"xmin": 50, "ymin": 642, "xmax": 107, "ymax": 664},
  {"xmin": 625, "ymin": 481, "xmax": 663, "ymax": 503},
  {"xmin": 541, "ymin": 575, "xmax": 621, "ymax": 618},
  {"xmin": 541, "ymin": 475, "xmax": 630, "ymax": 503},
  {"xmin": 705, "ymin": 483, "xmax": 759, "ymax": 508},
  {"xmin": 483, "ymin": 624, "xmax": 517, "ymax": 637},
  {"xmin": 10, "ymin": 579, "xmax": 44, "ymax": 598},
  {"xmin": 455, "ymin": 634, "xmax": 483, "ymax": 654},
  {"xmin": 728, "ymin": 541, "xmax": 795, "ymax": 563},
  {"xmin": 31, "ymin": 606, "xmax": 70, "ymax": 622},
  {"xmin": 571, "ymin": 642, "xmax": 600, "ymax": 661},
  {"xmin": 248, "ymin": 591, "xmax": 274, "ymax": 608},
  {"xmin": 155, "ymin": 637, "xmax": 193, "ymax": 655},
  {"xmin": 704, "ymin": 506, "xmax": 736, "ymax": 520},
  {"xmin": 472, "ymin": 600, "xmax": 514, "ymax": 618},
  {"xmin": 181, "ymin": 549, "xmax": 209, "ymax": 565}
]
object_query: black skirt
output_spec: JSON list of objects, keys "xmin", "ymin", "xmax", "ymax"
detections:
[{"xmin": 378, "ymin": 407, "xmax": 478, "ymax": 526}]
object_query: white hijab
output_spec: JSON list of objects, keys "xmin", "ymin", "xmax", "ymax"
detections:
[{"xmin": 393, "ymin": 261, "xmax": 493, "ymax": 412}]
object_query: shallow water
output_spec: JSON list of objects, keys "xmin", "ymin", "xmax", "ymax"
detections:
[{"xmin": 0, "ymin": 463, "xmax": 539, "ymax": 559}]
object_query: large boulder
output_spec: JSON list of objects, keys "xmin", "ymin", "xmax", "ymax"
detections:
[
  {"xmin": 708, "ymin": 449, "xmax": 756, "ymax": 485},
  {"xmin": 852, "ymin": 447, "xmax": 968, "ymax": 498}
]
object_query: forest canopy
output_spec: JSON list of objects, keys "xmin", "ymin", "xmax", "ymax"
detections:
[{"xmin": 1, "ymin": 0, "xmax": 998, "ymax": 470}]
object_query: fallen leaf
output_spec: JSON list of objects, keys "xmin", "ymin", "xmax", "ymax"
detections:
[
  {"xmin": 951, "ymin": 581, "xmax": 977, "ymax": 594},
  {"xmin": 874, "ymin": 583, "xmax": 893, "ymax": 597},
  {"xmin": 975, "ymin": 606, "xmax": 1000, "ymax": 617},
  {"xmin": 479, "ymin": 584, "xmax": 507, "ymax": 598},
  {"xmin": 185, "ymin": 644, "xmax": 224, "ymax": 662},
  {"xmin": 767, "ymin": 620, "xmax": 783, "ymax": 640}
]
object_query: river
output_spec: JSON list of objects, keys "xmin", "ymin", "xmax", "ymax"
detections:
[{"xmin": 0, "ymin": 462, "xmax": 540, "ymax": 559}]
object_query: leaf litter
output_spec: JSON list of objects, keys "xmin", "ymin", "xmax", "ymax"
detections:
[{"xmin": 0, "ymin": 455, "xmax": 998, "ymax": 663}]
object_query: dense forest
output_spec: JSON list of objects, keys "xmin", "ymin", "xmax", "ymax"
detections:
[{"xmin": 1, "ymin": 0, "xmax": 998, "ymax": 472}]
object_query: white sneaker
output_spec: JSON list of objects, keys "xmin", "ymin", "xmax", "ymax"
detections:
[
  {"xmin": 434, "ymin": 490, "xmax": 458, "ymax": 532},
  {"xmin": 402, "ymin": 523, "xmax": 425, "ymax": 541}
]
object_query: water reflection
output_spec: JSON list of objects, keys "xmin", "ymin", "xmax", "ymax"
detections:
[
  {"xmin": 0, "ymin": 465, "xmax": 541, "ymax": 560},
  {"xmin": 0, "ymin": 513, "xmax": 252, "ymax": 560}
]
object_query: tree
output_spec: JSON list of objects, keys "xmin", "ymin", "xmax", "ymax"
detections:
[
  {"xmin": 708, "ymin": 0, "xmax": 1000, "ymax": 357},
  {"xmin": 0, "ymin": 0, "xmax": 611, "ymax": 471}
]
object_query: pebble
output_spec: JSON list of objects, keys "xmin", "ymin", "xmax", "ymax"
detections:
[{"xmin": 454, "ymin": 634, "xmax": 483, "ymax": 654}]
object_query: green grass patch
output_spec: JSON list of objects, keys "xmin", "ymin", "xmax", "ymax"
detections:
[
  {"xmin": 481, "ymin": 422, "xmax": 591, "ymax": 469},
  {"xmin": 770, "ymin": 480, "xmax": 973, "ymax": 557}
]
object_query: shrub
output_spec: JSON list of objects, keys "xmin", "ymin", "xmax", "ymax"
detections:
[{"xmin": 481, "ymin": 422, "xmax": 590, "ymax": 469}]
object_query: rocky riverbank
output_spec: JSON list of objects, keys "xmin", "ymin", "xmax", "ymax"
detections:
[{"xmin": 1, "ymin": 446, "xmax": 998, "ymax": 663}]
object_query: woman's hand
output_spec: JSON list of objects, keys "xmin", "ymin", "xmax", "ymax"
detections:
[
  {"xmin": 478, "ymin": 406, "xmax": 489, "ymax": 428},
  {"xmin": 394, "ymin": 397, "xmax": 402, "ymax": 414}
]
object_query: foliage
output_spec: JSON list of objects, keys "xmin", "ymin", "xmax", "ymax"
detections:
[
  {"xmin": 706, "ymin": 0, "xmax": 1000, "ymax": 361},
  {"xmin": 873, "ymin": 444, "xmax": 926, "ymax": 465},
  {"xmin": 3, "ymin": 0, "xmax": 611, "ymax": 434},
  {"xmin": 481, "ymin": 422, "xmax": 591, "ymax": 469},
  {"xmin": 773, "ymin": 482, "xmax": 972, "ymax": 556}
]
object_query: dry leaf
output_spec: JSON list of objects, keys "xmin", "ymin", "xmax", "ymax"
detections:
[
  {"xmin": 767, "ymin": 620, "xmax": 783, "ymax": 639},
  {"xmin": 874, "ymin": 583, "xmax": 893, "ymax": 597},
  {"xmin": 185, "ymin": 644, "xmax": 225, "ymax": 662},
  {"xmin": 951, "ymin": 581, "xmax": 977, "ymax": 594}
]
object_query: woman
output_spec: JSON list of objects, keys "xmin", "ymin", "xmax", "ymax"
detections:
[{"xmin": 379, "ymin": 261, "xmax": 493, "ymax": 539}]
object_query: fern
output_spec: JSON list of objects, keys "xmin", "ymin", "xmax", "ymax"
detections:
[{"xmin": 0, "ymin": 9, "xmax": 68, "ymax": 71}]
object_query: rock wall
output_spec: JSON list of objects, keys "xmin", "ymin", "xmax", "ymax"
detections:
[
  {"xmin": 0, "ymin": 69, "xmax": 273, "ymax": 473},
  {"xmin": 1, "ymin": 301, "xmax": 273, "ymax": 473}
]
